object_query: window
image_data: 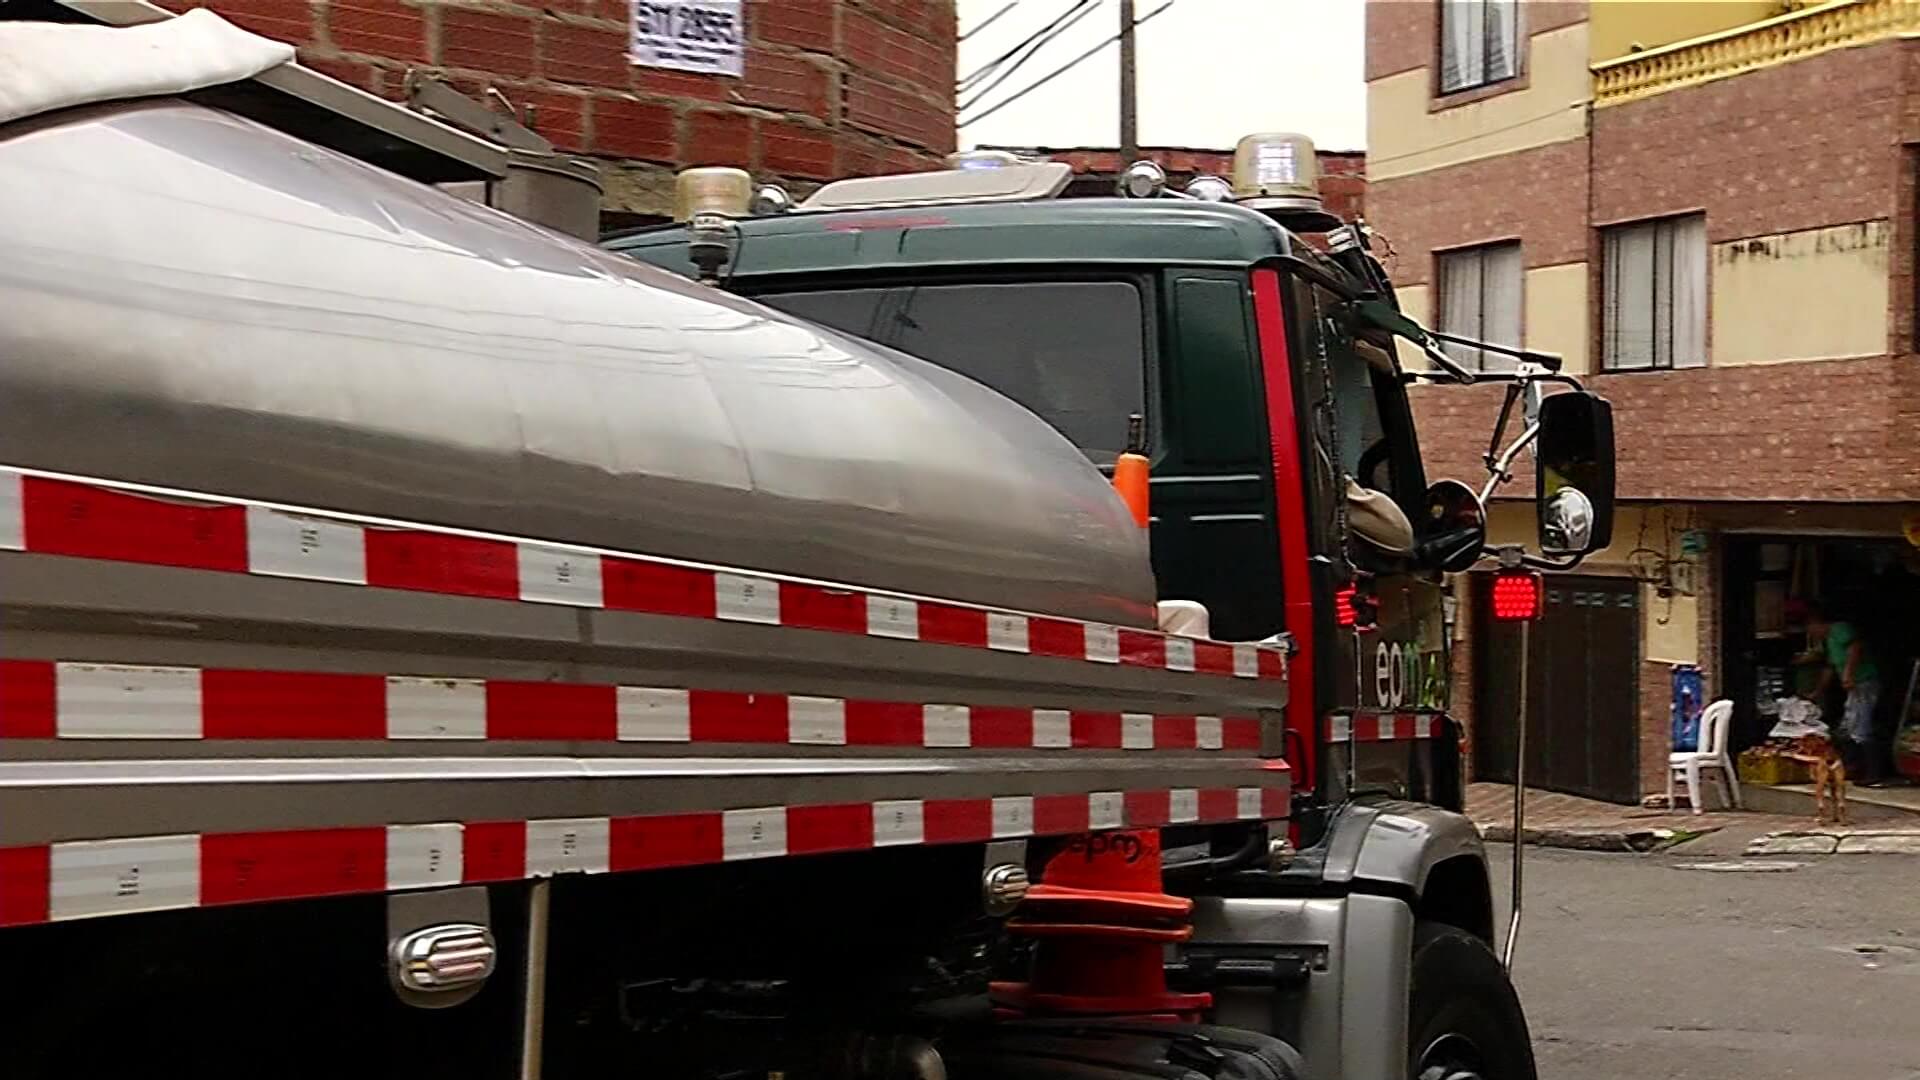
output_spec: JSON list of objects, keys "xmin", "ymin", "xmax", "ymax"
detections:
[
  {"xmin": 754, "ymin": 280, "xmax": 1147, "ymax": 461},
  {"xmin": 1436, "ymin": 242, "xmax": 1523, "ymax": 372},
  {"xmin": 1439, "ymin": 0, "xmax": 1521, "ymax": 94},
  {"xmin": 1602, "ymin": 215, "xmax": 1707, "ymax": 371}
]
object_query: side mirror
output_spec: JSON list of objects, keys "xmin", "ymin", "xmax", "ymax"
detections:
[
  {"xmin": 1536, "ymin": 391, "xmax": 1615, "ymax": 555},
  {"xmin": 1416, "ymin": 479, "xmax": 1487, "ymax": 573}
]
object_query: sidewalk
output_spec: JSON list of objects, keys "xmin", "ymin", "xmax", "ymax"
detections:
[{"xmin": 1465, "ymin": 782, "xmax": 1806, "ymax": 852}]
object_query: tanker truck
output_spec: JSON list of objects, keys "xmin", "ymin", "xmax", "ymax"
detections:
[{"xmin": 0, "ymin": 11, "xmax": 1613, "ymax": 1080}]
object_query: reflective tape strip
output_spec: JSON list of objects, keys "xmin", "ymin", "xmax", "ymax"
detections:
[
  {"xmin": 987, "ymin": 612, "xmax": 1030, "ymax": 653},
  {"xmin": 9, "ymin": 659, "xmax": 1269, "ymax": 752},
  {"xmin": 1196, "ymin": 716, "xmax": 1224, "ymax": 750},
  {"xmin": 616, "ymin": 686, "xmax": 691, "ymax": 742},
  {"xmin": 0, "ymin": 779, "xmax": 1291, "ymax": 926},
  {"xmin": 714, "ymin": 572, "xmax": 780, "ymax": 625},
  {"xmin": 0, "ymin": 468, "xmax": 1292, "ymax": 683},
  {"xmin": 1032, "ymin": 708, "xmax": 1072, "ymax": 749},
  {"xmin": 525, "ymin": 817, "xmax": 611, "ymax": 877},
  {"xmin": 991, "ymin": 795, "xmax": 1036, "ymax": 838},
  {"xmin": 56, "ymin": 662, "xmax": 201, "ymax": 739},
  {"xmin": 516, "ymin": 543, "xmax": 604, "ymax": 607},
  {"xmin": 48, "ymin": 834, "xmax": 200, "ymax": 921},
  {"xmin": 0, "ymin": 470, "xmax": 24, "ymax": 551},
  {"xmin": 1233, "ymin": 645, "xmax": 1262, "ymax": 679},
  {"xmin": 246, "ymin": 506, "xmax": 367, "ymax": 585},
  {"xmin": 722, "ymin": 807, "xmax": 787, "ymax": 861},
  {"xmin": 1084, "ymin": 624, "xmax": 1120, "ymax": 664},
  {"xmin": 865, "ymin": 595, "xmax": 920, "ymax": 640},
  {"xmin": 871, "ymin": 799, "xmax": 926, "ymax": 847},
  {"xmin": 922, "ymin": 704, "xmax": 971, "ymax": 748},
  {"xmin": 788, "ymin": 695, "xmax": 847, "ymax": 746},
  {"xmin": 386, "ymin": 823, "xmax": 463, "ymax": 891},
  {"xmin": 1337, "ymin": 713, "xmax": 1445, "ymax": 743},
  {"xmin": 1237, "ymin": 787, "xmax": 1264, "ymax": 820},
  {"xmin": 1088, "ymin": 791, "xmax": 1125, "ymax": 831},
  {"xmin": 386, "ymin": 676, "xmax": 487, "ymax": 740},
  {"xmin": 1165, "ymin": 637, "xmax": 1196, "ymax": 673}
]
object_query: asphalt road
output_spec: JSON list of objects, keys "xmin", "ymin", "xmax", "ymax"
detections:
[{"xmin": 1490, "ymin": 844, "xmax": 1920, "ymax": 1080}]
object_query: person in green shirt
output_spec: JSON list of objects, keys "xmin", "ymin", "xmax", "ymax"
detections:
[{"xmin": 1803, "ymin": 602, "xmax": 1883, "ymax": 780}]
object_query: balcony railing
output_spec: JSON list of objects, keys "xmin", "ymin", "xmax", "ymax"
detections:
[{"xmin": 1592, "ymin": 0, "xmax": 1919, "ymax": 108}]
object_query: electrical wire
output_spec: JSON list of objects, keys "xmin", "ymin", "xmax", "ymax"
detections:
[
  {"xmin": 958, "ymin": 0, "xmax": 1095, "ymax": 93},
  {"xmin": 960, "ymin": 0, "xmax": 1021, "ymax": 43},
  {"xmin": 957, "ymin": 0, "xmax": 1103, "ymax": 116},
  {"xmin": 960, "ymin": 0, "xmax": 1178, "ymax": 128}
]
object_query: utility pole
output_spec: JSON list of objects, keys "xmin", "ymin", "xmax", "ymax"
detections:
[{"xmin": 1119, "ymin": 0, "xmax": 1138, "ymax": 162}]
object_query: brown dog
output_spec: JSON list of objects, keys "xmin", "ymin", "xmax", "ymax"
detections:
[{"xmin": 1786, "ymin": 734, "xmax": 1848, "ymax": 825}]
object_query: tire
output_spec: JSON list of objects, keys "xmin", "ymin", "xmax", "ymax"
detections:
[{"xmin": 1406, "ymin": 922, "xmax": 1537, "ymax": 1080}]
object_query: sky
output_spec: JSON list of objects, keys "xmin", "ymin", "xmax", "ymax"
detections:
[{"xmin": 955, "ymin": 0, "xmax": 1368, "ymax": 154}]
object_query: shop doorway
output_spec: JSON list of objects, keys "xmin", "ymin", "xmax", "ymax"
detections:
[
  {"xmin": 1721, "ymin": 537, "xmax": 1920, "ymax": 768},
  {"xmin": 1474, "ymin": 574, "xmax": 1643, "ymax": 803}
]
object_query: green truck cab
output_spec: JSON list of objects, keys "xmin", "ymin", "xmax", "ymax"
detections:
[
  {"xmin": 610, "ymin": 146, "xmax": 1612, "ymax": 845},
  {"xmin": 609, "ymin": 136, "xmax": 1618, "ymax": 1080}
]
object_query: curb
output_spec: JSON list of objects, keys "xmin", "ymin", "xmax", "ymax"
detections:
[
  {"xmin": 1745, "ymin": 829, "xmax": 1920, "ymax": 857},
  {"xmin": 1479, "ymin": 824, "xmax": 1699, "ymax": 852}
]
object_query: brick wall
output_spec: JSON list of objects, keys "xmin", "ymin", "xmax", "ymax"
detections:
[
  {"xmin": 1591, "ymin": 41, "xmax": 1903, "ymax": 243},
  {"xmin": 1365, "ymin": 0, "xmax": 1588, "ymax": 82},
  {"xmin": 1411, "ymin": 355, "xmax": 1920, "ymax": 503},
  {"xmin": 1369, "ymin": 138, "xmax": 1588, "ymax": 284},
  {"xmin": 162, "ymin": 1, "xmax": 957, "ymax": 215}
]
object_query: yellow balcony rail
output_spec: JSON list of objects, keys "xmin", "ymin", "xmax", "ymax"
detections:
[{"xmin": 1592, "ymin": 0, "xmax": 1920, "ymax": 108}]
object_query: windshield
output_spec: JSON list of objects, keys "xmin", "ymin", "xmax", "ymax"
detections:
[{"xmin": 753, "ymin": 280, "xmax": 1148, "ymax": 461}]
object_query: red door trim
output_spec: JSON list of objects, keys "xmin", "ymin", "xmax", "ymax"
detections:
[{"xmin": 1251, "ymin": 268, "xmax": 1317, "ymax": 793}]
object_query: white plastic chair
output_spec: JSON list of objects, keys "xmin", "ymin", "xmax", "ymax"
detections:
[{"xmin": 1668, "ymin": 699, "xmax": 1741, "ymax": 814}]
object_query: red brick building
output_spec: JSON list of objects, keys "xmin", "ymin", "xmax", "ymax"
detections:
[
  {"xmin": 162, "ymin": 0, "xmax": 958, "ymax": 226},
  {"xmin": 1368, "ymin": 0, "xmax": 1920, "ymax": 804}
]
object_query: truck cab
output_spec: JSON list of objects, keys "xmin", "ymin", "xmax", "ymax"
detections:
[{"xmin": 608, "ymin": 142, "xmax": 1607, "ymax": 850}]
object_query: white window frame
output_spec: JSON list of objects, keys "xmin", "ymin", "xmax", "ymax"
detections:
[
  {"xmin": 1439, "ymin": 0, "xmax": 1522, "ymax": 95},
  {"xmin": 1602, "ymin": 215, "xmax": 1708, "ymax": 372},
  {"xmin": 1435, "ymin": 242, "xmax": 1524, "ymax": 373}
]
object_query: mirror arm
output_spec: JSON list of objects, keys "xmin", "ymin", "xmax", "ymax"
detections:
[
  {"xmin": 1516, "ymin": 551, "xmax": 1583, "ymax": 572},
  {"xmin": 1483, "ymin": 381, "xmax": 1523, "ymax": 475},
  {"xmin": 1479, "ymin": 421, "xmax": 1541, "ymax": 506},
  {"xmin": 1423, "ymin": 329, "xmax": 1564, "ymax": 372}
]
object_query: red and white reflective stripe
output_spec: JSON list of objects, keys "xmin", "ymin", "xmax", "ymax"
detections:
[
  {"xmin": 1328, "ymin": 712, "xmax": 1446, "ymax": 743},
  {"xmin": 0, "ymin": 659, "xmax": 1265, "ymax": 750},
  {"xmin": 3, "ymin": 468, "xmax": 1286, "ymax": 682},
  {"xmin": 0, "ymin": 782, "xmax": 1290, "ymax": 927}
]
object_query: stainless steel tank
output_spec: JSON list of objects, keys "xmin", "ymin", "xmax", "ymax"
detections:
[{"xmin": 0, "ymin": 99, "xmax": 1156, "ymax": 627}]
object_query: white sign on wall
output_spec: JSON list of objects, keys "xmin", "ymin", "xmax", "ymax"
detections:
[{"xmin": 629, "ymin": 0, "xmax": 745, "ymax": 78}]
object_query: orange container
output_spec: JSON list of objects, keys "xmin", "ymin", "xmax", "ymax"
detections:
[{"xmin": 1112, "ymin": 414, "xmax": 1149, "ymax": 528}]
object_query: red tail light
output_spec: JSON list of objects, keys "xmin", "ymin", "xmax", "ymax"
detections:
[
  {"xmin": 1335, "ymin": 587, "xmax": 1357, "ymax": 627},
  {"xmin": 1491, "ymin": 571, "xmax": 1544, "ymax": 622}
]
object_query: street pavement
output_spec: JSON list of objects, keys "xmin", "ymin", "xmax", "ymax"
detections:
[{"xmin": 1490, "ymin": 843, "xmax": 1920, "ymax": 1080}]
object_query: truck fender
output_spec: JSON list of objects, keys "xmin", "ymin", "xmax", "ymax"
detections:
[{"xmin": 1318, "ymin": 799, "xmax": 1494, "ymax": 944}]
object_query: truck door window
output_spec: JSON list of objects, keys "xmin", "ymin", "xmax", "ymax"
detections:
[{"xmin": 753, "ymin": 280, "xmax": 1148, "ymax": 461}]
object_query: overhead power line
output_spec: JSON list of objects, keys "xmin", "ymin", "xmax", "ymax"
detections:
[
  {"xmin": 960, "ymin": 0, "xmax": 1177, "ymax": 128},
  {"xmin": 959, "ymin": 0, "xmax": 1019, "ymax": 43},
  {"xmin": 958, "ymin": 0, "xmax": 1095, "ymax": 93},
  {"xmin": 958, "ymin": 0, "xmax": 1103, "ymax": 116}
]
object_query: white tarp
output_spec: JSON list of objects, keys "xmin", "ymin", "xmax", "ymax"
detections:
[{"xmin": 0, "ymin": 9, "xmax": 294, "ymax": 127}]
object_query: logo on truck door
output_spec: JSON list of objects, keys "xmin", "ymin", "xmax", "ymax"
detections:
[{"xmin": 1370, "ymin": 640, "xmax": 1447, "ymax": 711}]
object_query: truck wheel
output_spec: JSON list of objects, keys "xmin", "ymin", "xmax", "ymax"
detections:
[{"xmin": 1407, "ymin": 922, "xmax": 1537, "ymax": 1080}]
